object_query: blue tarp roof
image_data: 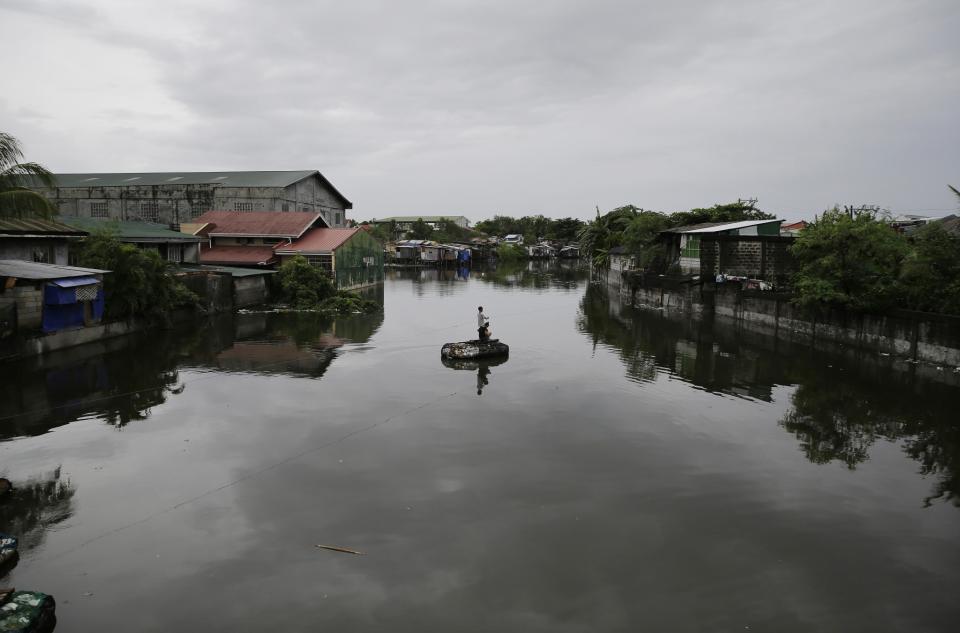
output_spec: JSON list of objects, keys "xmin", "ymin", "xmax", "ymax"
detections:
[{"xmin": 50, "ymin": 276, "xmax": 99, "ymax": 288}]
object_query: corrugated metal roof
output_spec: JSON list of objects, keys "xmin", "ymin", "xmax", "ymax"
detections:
[
  {"xmin": 46, "ymin": 170, "xmax": 353, "ymax": 208},
  {"xmin": 678, "ymin": 220, "xmax": 782, "ymax": 234},
  {"xmin": 180, "ymin": 264, "xmax": 278, "ymax": 277},
  {"xmin": 195, "ymin": 211, "xmax": 322, "ymax": 238},
  {"xmin": 199, "ymin": 245, "xmax": 277, "ymax": 266},
  {"xmin": 0, "ymin": 218, "xmax": 88, "ymax": 236},
  {"xmin": 275, "ymin": 228, "xmax": 358, "ymax": 254},
  {"xmin": 0, "ymin": 260, "xmax": 109, "ymax": 280},
  {"xmin": 52, "ymin": 171, "xmax": 314, "ymax": 188},
  {"xmin": 60, "ymin": 217, "xmax": 201, "ymax": 242}
]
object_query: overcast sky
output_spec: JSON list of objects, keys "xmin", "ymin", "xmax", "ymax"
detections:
[{"xmin": 2, "ymin": 0, "xmax": 958, "ymax": 221}]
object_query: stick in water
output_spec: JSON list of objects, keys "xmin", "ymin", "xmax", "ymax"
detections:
[{"xmin": 316, "ymin": 544, "xmax": 364, "ymax": 555}]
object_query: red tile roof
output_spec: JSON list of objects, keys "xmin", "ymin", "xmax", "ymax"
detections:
[
  {"xmin": 194, "ymin": 211, "xmax": 323, "ymax": 237},
  {"xmin": 200, "ymin": 245, "xmax": 277, "ymax": 266},
  {"xmin": 275, "ymin": 228, "xmax": 359, "ymax": 254}
]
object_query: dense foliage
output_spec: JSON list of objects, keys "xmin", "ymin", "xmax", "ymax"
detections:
[
  {"xmin": 277, "ymin": 254, "xmax": 336, "ymax": 308},
  {"xmin": 76, "ymin": 231, "xmax": 198, "ymax": 323},
  {"xmin": 791, "ymin": 208, "xmax": 960, "ymax": 314},
  {"xmin": 474, "ymin": 215, "xmax": 584, "ymax": 243},
  {"xmin": 0, "ymin": 131, "xmax": 56, "ymax": 218}
]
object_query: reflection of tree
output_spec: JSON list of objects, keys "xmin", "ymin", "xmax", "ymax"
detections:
[
  {"xmin": 476, "ymin": 261, "xmax": 588, "ymax": 290},
  {"xmin": 0, "ymin": 328, "xmax": 200, "ymax": 438},
  {"xmin": 780, "ymin": 367, "xmax": 960, "ymax": 507},
  {"xmin": 0, "ymin": 467, "xmax": 75, "ymax": 554}
]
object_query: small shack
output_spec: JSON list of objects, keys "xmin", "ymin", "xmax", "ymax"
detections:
[
  {"xmin": 0, "ymin": 218, "xmax": 88, "ymax": 265},
  {"xmin": 660, "ymin": 219, "xmax": 783, "ymax": 275},
  {"xmin": 0, "ymin": 260, "xmax": 109, "ymax": 335}
]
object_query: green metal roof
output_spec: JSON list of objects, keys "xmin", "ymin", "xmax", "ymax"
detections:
[
  {"xmin": 0, "ymin": 217, "xmax": 87, "ymax": 236},
  {"xmin": 61, "ymin": 217, "xmax": 202, "ymax": 242}
]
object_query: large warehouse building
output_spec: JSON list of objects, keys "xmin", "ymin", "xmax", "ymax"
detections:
[{"xmin": 37, "ymin": 170, "xmax": 352, "ymax": 228}]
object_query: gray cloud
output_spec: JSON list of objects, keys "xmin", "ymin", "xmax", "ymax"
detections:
[{"xmin": 1, "ymin": 0, "xmax": 958, "ymax": 219}]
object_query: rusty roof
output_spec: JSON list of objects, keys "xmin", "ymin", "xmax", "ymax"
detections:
[
  {"xmin": 0, "ymin": 217, "xmax": 88, "ymax": 236},
  {"xmin": 275, "ymin": 228, "xmax": 359, "ymax": 254},
  {"xmin": 194, "ymin": 211, "xmax": 324, "ymax": 237},
  {"xmin": 199, "ymin": 245, "xmax": 277, "ymax": 266}
]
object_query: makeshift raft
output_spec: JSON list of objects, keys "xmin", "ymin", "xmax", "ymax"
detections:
[
  {"xmin": 441, "ymin": 339, "xmax": 509, "ymax": 360},
  {"xmin": 0, "ymin": 590, "xmax": 56, "ymax": 633}
]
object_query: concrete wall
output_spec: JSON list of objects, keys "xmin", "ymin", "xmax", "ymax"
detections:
[
  {"xmin": 699, "ymin": 235, "xmax": 796, "ymax": 285},
  {"xmin": 233, "ymin": 275, "xmax": 270, "ymax": 308},
  {"xmin": 621, "ymin": 275, "xmax": 960, "ymax": 367},
  {"xmin": 41, "ymin": 173, "xmax": 348, "ymax": 227},
  {"xmin": 0, "ymin": 284, "xmax": 44, "ymax": 330},
  {"xmin": 0, "ymin": 239, "xmax": 70, "ymax": 265}
]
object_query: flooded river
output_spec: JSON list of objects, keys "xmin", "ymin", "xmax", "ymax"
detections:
[{"xmin": 2, "ymin": 263, "xmax": 959, "ymax": 632}]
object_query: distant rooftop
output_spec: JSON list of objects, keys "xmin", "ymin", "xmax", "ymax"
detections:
[
  {"xmin": 61, "ymin": 217, "xmax": 201, "ymax": 242},
  {"xmin": 371, "ymin": 215, "xmax": 468, "ymax": 223},
  {"xmin": 0, "ymin": 217, "xmax": 87, "ymax": 237}
]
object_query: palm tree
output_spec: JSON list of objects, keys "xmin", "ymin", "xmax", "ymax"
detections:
[
  {"xmin": 0, "ymin": 132, "xmax": 56, "ymax": 219},
  {"xmin": 950, "ymin": 184, "xmax": 960, "ymax": 203}
]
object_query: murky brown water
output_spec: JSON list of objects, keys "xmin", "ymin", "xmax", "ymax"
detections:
[{"xmin": 2, "ymin": 262, "xmax": 959, "ymax": 632}]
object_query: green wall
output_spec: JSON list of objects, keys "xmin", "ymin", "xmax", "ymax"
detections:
[{"xmin": 335, "ymin": 230, "xmax": 384, "ymax": 288}]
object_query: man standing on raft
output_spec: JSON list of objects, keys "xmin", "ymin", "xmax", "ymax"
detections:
[{"xmin": 477, "ymin": 306, "xmax": 490, "ymax": 341}]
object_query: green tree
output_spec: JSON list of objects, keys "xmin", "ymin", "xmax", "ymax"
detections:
[
  {"xmin": 548, "ymin": 217, "xmax": 586, "ymax": 242},
  {"xmin": 578, "ymin": 205, "xmax": 642, "ymax": 269},
  {"xmin": 277, "ymin": 254, "xmax": 335, "ymax": 308},
  {"xmin": 76, "ymin": 230, "xmax": 197, "ymax": 323},
  {"xmin": 666, "ymin": 201, "xmax": 774, "ymax": 228},
  {"xmin": 622, "ymin": 211, "xmax": 668, "ymax": 269},
  {"xmin": 408, "ymin": 218, "xmax": 434, "ymax": 240},
  {"xmin": 791, "ymin": 208, "xmax": 907, "ymax": 311},
  {"xmin": 0, "ymin": 131, "xmax": 56, "ymax": 218},
  {"xmin": 898, "ymin": 223, "xmax": 960, "ymax": 314}
]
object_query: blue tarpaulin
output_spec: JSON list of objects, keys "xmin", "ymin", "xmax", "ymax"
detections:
[{"xmin": 42, "ymin": 278, "xmax": 104, "ymax": 333}]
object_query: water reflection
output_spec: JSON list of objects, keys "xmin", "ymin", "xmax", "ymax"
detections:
[
  {"xmin": 780, "ymin": 367, "xmax": 960, "ymax": 506},
  {"xmin": 386, "ymin": 260, "xmax": 588, "ymax": 292},
  {"xmin": 0, "ymin": 467, "xmax": 75, "ymax": 562},
  {"xmin": 440, "ymin": 355, "xmax": 510, "ymax": 396},
  {"xmin": 0, "ymin": 309, "xmax": 384, "ymax": 439},
  {"xmin": 578, "ymin": 283, "xmax": 960, "ymax": 507},
  {"xmin": 577, "ymin": 284, "xmax": 782, "ymax": 400}
]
